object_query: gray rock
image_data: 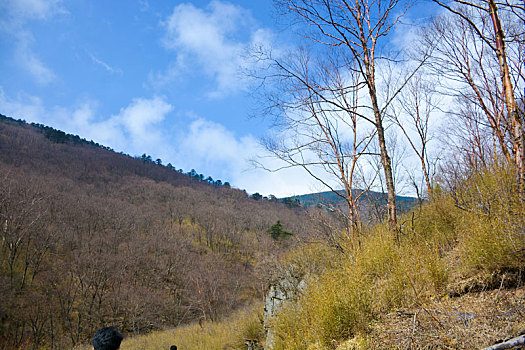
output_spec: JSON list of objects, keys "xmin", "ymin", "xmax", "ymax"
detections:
[{"xmin": 263, "ymin": 268, "xmax": 306, "ymax": 349}]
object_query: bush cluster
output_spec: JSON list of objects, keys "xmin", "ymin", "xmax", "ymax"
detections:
[{"xmin": 269, "ymin": 164, "xmax": 525, "ymax": 349}]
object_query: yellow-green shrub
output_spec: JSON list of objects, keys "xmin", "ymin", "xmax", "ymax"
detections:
[
  {"xmin": 268, "ymin": 163, "xmax": 524, "ymax": 349},
  {"xmin": 452, "ymin": 164, "xmax": 525, "ymax": 273},
  {"xmin": 280, "ymin": 243, "xmax": 343, "ymax": 276},
  {"xmin": 271, "ymin": 264, "xmax": 373, "ymax": 350},
  {"xmin": 458, "ymin": 213, "xmax": 525, "ymax": 272},
  {"xmin": 409, "ymin": 194, "xmax": 460, "ymax": 253},
  {"xmin": 270, "ymin": 205, "xmax": 457, "ymax": 349}
]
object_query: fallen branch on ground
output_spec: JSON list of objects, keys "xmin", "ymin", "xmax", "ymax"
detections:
[{"xmin": 482, "ymin": 334, "xmax": 525, "ymax": 350}]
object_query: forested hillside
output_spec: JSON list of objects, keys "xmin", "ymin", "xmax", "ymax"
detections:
[
  {"xmin": 0, "ymin": 115, "xmax": 333, "ymax": 349},
  {"xmin": 2, "ymin": 0, "xmax": 525, "ymax": 348}
]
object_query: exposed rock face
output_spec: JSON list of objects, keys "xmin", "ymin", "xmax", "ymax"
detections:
[
  {"xmin": 245, "ymin": 339, "xmax": 263, "ymax": 350},
  {"xmin": 263, "ymin": 269, "xmax": 306, "ymax": 349}
]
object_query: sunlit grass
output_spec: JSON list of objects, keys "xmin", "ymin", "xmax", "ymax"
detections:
[
  {"xmin": 75, "ymin": 304, "xmax": 264, "ymax": 350},
  {"xmin": 269, "ymin": 164, "xmax": 525, "ymax": 349}
]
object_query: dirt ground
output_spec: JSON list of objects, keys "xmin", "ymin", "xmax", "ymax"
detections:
[{"xmin": 367, "ymin": 287, "xmax": 525, "ymax": 349}]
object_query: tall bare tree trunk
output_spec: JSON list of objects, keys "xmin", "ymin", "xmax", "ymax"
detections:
[
  {"xmin": 488, "ymin": 0, "xmax": 525, "ymax": 196},
  {"xmin": 363, "ymin": 47, "xmax": 397, "ymax": 230},
  {"xmin": 370, "ymin": 89, "xmax": 397, "ymax": 230},
  {"xmin": 274, "ymin": 0, "xmax": 402, "ymax": 231}
]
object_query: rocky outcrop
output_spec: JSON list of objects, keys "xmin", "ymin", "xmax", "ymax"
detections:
[
  {"xmin": 245, "ymin": 339, "xmax": 263, "ymax": 350},
  {"xmin": 263, "ymin": 269, "xmax": 306, "ymax": 349}
]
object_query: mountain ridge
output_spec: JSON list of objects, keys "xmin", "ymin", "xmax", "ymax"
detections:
[{"xmin": 286, "ymin": 189, "xmax": 417, "ymax": 208}]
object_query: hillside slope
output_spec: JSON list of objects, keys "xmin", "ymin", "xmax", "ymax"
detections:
[
  {"xmin": 266, "ymin": 165, "xmax": 525, "ymax": 350},
  {"xmin": 0, "ymin": 114, "xmax": 333, "ymax": 349}
]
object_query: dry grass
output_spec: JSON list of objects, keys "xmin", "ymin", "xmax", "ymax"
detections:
[
  {"xmin": 268, "ymin": 165, "xmax": 525, "ymax": 350},
  {"xmin": 77, "ymin": 166, "xmax": 525, "ymax": 350},
  {"xmin": 269, "ymin": 263, "xmax": 373, "ymax": 350},
  {"xmin": 74, "ymin": 304, "xmax": 264, "ymax": 350},
  {"xmin": 368, "ymin": 287, "xmax": 525, "ymax": 349}
]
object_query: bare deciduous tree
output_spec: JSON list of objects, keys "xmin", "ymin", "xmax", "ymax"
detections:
[
  {"xmin": 252, "ymin": 47, "xmax": 377, "ymax": 237},
  {"xmin": 255, "ymin": 0, "xmax": 429, "ymax": 231},
  {"xmin": 430, "ymin": 0, "xmax": 525, "ymax": 194},
  {"xmin": 391, "ymin": 75, "xmax": 438, "ymax": 198}
]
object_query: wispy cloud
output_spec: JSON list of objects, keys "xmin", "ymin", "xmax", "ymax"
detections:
[
  {"xmin": 138, "ymin": 0, "xmax": 150, "ymax": 12},
  {"xmin": 0, "ymin": 87, "xmax": 46, "ymax": 120},
  {"xmin": 14, "ymin": 32, "xmax": 57, "ymax": 85},
  {"xmin": 158, "ymin": 0, "xmax": 274, "ymax": 98},
  {"xmin": 114, "ymin": 96, "xmax": 173, "ymax": 151},
  {"xmin": 0, "ymin": 90, "xmax": 173, "ymax": 158},
  {"xmin": 1, "ymin": 0, "xmax": 66, "ymax": 85},
  {"xmin": 1, "ymin": 0, "xmax": 66, "ymax": 22},
  {"xmin": 89, "ymin": 54, "xmax": 123, "ymax": 75},
  {"xmin": 175, "ymin": 117, "xmax": 320, "ymax": 196}
]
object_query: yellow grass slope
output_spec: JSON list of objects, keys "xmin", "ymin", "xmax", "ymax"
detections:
[
  {"xmin": 75, "ymin": 304, "xmax": 264, "ymax": 350},
  {"xmin": 269, "ymin": 164, "xmax": 525, "ymax": 349}
]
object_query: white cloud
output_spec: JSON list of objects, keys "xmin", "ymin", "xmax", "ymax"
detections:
[
  {"xmin": 176, "ymin": 117, "xmax": 322, "ymax": 197},
  {"xmin": 115, "ymin": 97, "xmax": 173, "ymax": 150},
  {"xmin": 0, "ymin": 88, "xmax": 318, "ymax": 197},
  {"xmin": 159, "ymin": 0, "xmax": 274, "ymax": 98},
  {"xmin": 1, "ymin": 0, "xmax": 65, "ymax": 85},
  {"xmin": 0, "ymin": 88, "xmax": 46, "ymax": 120},
  {"xmin": 23, "ymin": 54, "xmax": 56, "ymax": 84},
  {"xmin": 14, "ymin": 33, "xmax": 57, "ymax": 85},
  {"xmin": 0, "ymin": 90, "xmax": 173, "ymax": 157},
  {"xmin": 55, "ymin": 96, "xmax": 175, "ymax": 156}
]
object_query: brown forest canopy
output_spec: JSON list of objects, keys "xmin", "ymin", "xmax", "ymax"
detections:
[{"xmin": 0, "ymin": 115, "xmax": 330, "ymax": 349}]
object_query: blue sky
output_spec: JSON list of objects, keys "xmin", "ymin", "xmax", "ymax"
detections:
[{"xmin": 0, "ymin": 0, "xmax": 440, "ymax": 197}]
